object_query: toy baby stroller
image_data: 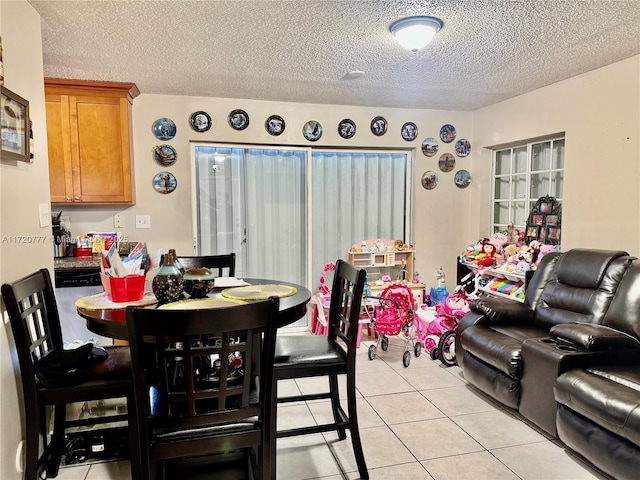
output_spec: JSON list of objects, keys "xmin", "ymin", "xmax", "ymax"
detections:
[
  {"xmin": 430, "ymin": 288, "xmax": 471, "ymax": 367},
  {"xmin": 367, "ymin": 283, "xmax": 421, "ymax": 368}
]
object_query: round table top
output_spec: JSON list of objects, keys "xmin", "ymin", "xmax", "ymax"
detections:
[{"xmin": 77, "ymin": 278, "xmax": 311, "ymax": 340}]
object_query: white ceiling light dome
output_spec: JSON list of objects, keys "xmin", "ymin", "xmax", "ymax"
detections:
[{"xmin": 389, "ymin": 16, "xmax": 443, "ymax": 52}]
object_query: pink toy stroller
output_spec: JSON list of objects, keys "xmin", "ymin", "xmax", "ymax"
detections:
[
  {"xmin": 429, "ymin": 288, "xmax": 471, "ymax": 367},
  {"xmin": 367, "ymin": 283, "xmax": 421, "ymax": 368}
]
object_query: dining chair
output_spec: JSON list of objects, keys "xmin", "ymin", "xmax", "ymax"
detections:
[
  {"xmin": 1, "ymin": 268, "xmax": 139, "ymax": 480},
  {"xmin": 270, "ymin": 259, "xmax": 369, "ymax": 479},
  {"xmin": 176, "ymin": 253, "xmax": 236, "ymax": 277},
  {"xmin": 125, "ymin": 296, "xmax": 279, "ymax": 479}
]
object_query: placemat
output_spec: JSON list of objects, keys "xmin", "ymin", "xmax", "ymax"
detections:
[
  {"xmin": 75, "ymin": 292, "xmax": 158, "ymax": 310},
  {"xmin": 221, "ymin": 284, "xmax": 297, "ymax": 300},
  {"xmin": 158, "ymin": 297, "xmax": 247, "ymax": 310}
]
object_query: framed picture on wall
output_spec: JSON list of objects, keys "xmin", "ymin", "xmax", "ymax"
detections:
[
  {"xmin": 526, "ymin": 225, "xmax": 539, "ymax": 238},
  {"xmin": 547, "ymin": 227, "xmax": 561, "ymax": 241},
  {"xmin": 1, "ymin": 86, "xmax": 30, "ymax": 162},
  {"xmin": 532, "ymin": 214, "xmax": 545, "ymax": 226},
  {"xmin": 545, "ymin": 215, "xmax": 559, "ymax": 226}
]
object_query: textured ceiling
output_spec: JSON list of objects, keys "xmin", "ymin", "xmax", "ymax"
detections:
[{"xmin": 29, "ymin": 0, "xmax": 640, "ymax": 111}]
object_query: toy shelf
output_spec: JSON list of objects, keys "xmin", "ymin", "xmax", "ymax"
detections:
[{"xmin": 348, "ymin": 239, "xmax": 415, "ymax": 282}]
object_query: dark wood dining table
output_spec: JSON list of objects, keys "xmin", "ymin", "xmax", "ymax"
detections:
[{"xmin": 77, "ymin": 278, "xmax": 312, "ymax": 341}]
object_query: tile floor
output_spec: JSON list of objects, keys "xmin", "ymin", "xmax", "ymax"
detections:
[{"xmin": 55, "ymin": 335, "xmax": 608, "ymax": 480}]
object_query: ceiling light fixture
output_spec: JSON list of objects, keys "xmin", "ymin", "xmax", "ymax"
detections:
[{"xmin": 389, "ymin": 16, "xmax": 443, "ymax": 52}]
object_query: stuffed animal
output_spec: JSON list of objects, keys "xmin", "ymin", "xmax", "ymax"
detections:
[
  {"xmin": 536, "ymin": 244, "xmax": 558, "ymax": 265},
  {"xmin": 476, "ymin": 241, "xmax": 499, "ymax": 267}
]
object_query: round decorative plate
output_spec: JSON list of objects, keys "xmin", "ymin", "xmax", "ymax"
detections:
[
  {"xmin": 454, "ymin": 169, "xmax": 472, "ymax": 188},
  {"xmin": 153, "ymin": 144, "xmax": 177, "ymax": 167},
  {"xmin": 158, "ymin": 297, "xmax": 247, "ymax": 310},
  {"xmin": 228, "ymin": 109, "xmax": 249, "ymax": 130},
  {"xmin": 421, "ymin": 137, "xmax": 439, "ymax": 157},
  {"xmin": 153, "ymin": 171, "xmax": 178, "ymax": 194},
  {"xmin": 190, "ymin": 111, "xmax": 212, "ymax": 132},
  {"xmin": 455, "ymin": 138, "xmax": 471, "ymax": 157},
  {"xmin": 370, "ymin": 116, "xmax": 387, "ymax": 136},
  {"xmin": 401, "ymin": 122, "xmax": 418, "ymax": 142},
  {"xmin": 152, "ymin": 118, "xmax": 177, "ymax": 140},
  {"xmin": 265, "ymin": 115, "xmax": 285, "ymax": 136},
  {"xmin": 221, "ymin": 284, "xmax": 297, "ymax": 300},
  {"xmin": 421, "ymin": 171, "xmax": 438, "ymax": 190},
  {"xmin": 338, "ymin": 119, "xmax": 356, "ymax": 139},
  {"xmin": 302, "ymin": 120, "xmax": 323, "ymax": 141},
  {"xmin": 439, "ymin": 124, "xmax": 456, "ymax": 143},
  {"xmin": 438, "ymin": 153, "xmax": 456, "ymax": 172}
]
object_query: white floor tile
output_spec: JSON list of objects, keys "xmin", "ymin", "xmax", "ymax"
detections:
[
  {"xmin": 420, "ymin": 385, "xmax": 499, "ymax": 417},
  {"xmin": 307, "ymin": 398, "xmax": 386, "ymax": 429},
  {"xmin": 451, "ymin": 410, "xmax": 547, "ymax": 449},
  {"xmin": 366, "ymin": 391, "xmax": 445, "ymax": 424},
  {"xmin": 491, "ymin": 441, "xmax": 603, "ymax": 480},
  {"xmin": 276, "ymin": 434, "xmax": 344, "ymax": 480},
  {"xmin": 355, "ymin": 370, "xmax": 414, "ymax": 397},
  {"xmin": 391, "ymin": 417, "xmax": 484, "ymax": 461},
  {"xmin": 422, "ymin": 451, "xmax": 519, "ymax": 480},
  {"xmin": 396, "ymin": 365, "xmax": 466, "ymax": 391}
]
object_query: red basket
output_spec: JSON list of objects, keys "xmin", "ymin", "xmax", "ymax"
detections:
[{"xmin": 101, "ymin": 273, "xmax": 145, "ymax": 302}]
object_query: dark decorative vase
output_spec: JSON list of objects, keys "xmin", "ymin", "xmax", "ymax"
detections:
[
  {"xmin": 168, "ymin": 248, "xmax": 185, "ymax": 275},
  {"xmin": 152, "ymin": 251, "xmax": 183, "ymax": 303}
]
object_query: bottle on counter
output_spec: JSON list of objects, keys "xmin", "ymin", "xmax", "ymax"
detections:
[{"xmin": 168, "ymin": 248, "xmax": 185, "ymax": 275}]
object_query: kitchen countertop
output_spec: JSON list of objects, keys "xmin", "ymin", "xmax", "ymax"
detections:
[{"xmin": 54, "ymin": 255, "xmax": 101, "ymax": 270}]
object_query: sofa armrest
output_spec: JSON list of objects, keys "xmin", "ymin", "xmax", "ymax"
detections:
[
  {"xmin": 551, "ymin": 323, "xmax": 640, "ymax": 351},
  {"xmin": 470, "ymin": 296, "xmax": 534, "ymax": 324}
]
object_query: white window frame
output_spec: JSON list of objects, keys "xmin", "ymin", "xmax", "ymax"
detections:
[{"xmin": 491, "ymin": 136, "xmax": 565, "ymax": 233}]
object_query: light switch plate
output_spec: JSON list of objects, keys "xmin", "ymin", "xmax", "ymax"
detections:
[
  {"xmin": 38, "ymin": 204, "xmax": 51, "ymax": 228},
  {"xmin": 136, "ymin": 215, "xmax": 151, "ymax": 229}
]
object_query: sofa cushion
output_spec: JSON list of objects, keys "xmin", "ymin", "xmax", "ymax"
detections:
[
  {"xmin": 461, "ymin": 325, "xmax": 547, "ymax": 378},
  {"xmin": 555, "ymin": 366, "xmax": 640, "ymax": 446},
  {"xmin": 603, "ymin": 258, "xmax": 640, "ymax": 340},
  {"xmin": 555, "ymin": 249, "xmax": 628, "ymax": 289}
]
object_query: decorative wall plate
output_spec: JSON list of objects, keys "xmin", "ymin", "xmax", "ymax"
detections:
[
  {"xmin": 338, "ymin": 119, "xmax": 356, "ymax": 139},
  {"xmin": 438, "ymin": 153, "xmax": 455, "ymax": 172},
  {"xmin": 455, "ymin": 138, "xmax": 471, "ymax": 157},
  {"xmin": 370, "ymin": 116, "xmax": 387, "ymax": 136},
  {"xmin": 421, "ymin": 171, "xmax": 438, "ymax": 190},
  {"xmin": 152, "ymin": 118, "xmax": 176, "ymax": 140},
  {"xmin": 228, "ymin": 109, "xmax": 249, "ymax": 130},
  {"xmin": 153, "ymin": 171, "xmax": 177, "ymax": 194},
  {"xmin": 421, "ymin": 137, "xmax": 438, "ymax": 157},
  {"xmin": 401, "ymin": 122, "xmax": 418, "ymax": 141},
  {"xmin": 302, "ymin": 120, "xmax": 323, "ymax": 141},
  {"xmin": 190, "ymin": 111, "xmax": 211, "ymax": 132},
  {"xmin": 454, "ymin": 169, "xmax": 471, "ymax": 188},
  {"xmin": 439, "ymin": 124, "xmax": 456, "ymax": 143},
  {"xmin": 153, "ymin": 144, "xmax": 177, "ymax": 167},
  {"xmin": 265, "ymin": 115, "xmax": 285, "ymax": 136}
]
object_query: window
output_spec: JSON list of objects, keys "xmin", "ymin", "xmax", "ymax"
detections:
[
  {"xmin": 492, "ymin": 138, "xmax": 564, "ymax": 233},
  {"xmin": 193, "ymin": 145, "xmax": 411, "ymax": 322}
]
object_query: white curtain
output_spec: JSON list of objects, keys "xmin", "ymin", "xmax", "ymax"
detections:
[
  {"xmin": 194, "ymin": 146, "xmax": 307, "ymax": 285},
  {"xmin": 311, "ymin": 151, "xmax": 407, "ymax": 289}
]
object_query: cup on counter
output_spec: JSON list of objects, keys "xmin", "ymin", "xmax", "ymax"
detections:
[{"xmin": 101, "ymin": 273, "xmax": 146, "ymax": 302}]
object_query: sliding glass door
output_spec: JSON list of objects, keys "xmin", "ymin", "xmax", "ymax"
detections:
[{"xmin": 193, "ymin": 146, "xmax": 307, "ymax": 285}]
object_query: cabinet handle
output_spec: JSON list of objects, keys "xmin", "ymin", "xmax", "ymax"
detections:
[
  {"xmin": 66, "ymin": 196, "xmax": 72, "ymax": 201},
  {"xmin": 74, "ymin": 196, "xmax": 80, "ymax": 201}
]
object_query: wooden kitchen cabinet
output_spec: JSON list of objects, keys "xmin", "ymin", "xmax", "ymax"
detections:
[{"xmin": 45, "ymin": 79, "xmax": 139, "ymax": 204}]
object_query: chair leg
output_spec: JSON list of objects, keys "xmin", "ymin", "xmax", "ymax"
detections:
[
  {"xmin": 23, "ymin": 405, "xmax": 42, "ymax": 480},
  {"xmin": 329, "ymin": 375, "xmax": 346, "ymax": 440},
  {"xmin": 269, "ymin": 381, "xmax": 278, "ymax": 480},
  {"xmin": 347, "ymin": 376, "xmax": 368, "ymax": 479},
  {"xmin": 127, "ymin": 394, "xmax": 141, "ymax": 480},
  {"xmin": 45, "ymin": 404, "xmax": 67, "ymax": 477}
]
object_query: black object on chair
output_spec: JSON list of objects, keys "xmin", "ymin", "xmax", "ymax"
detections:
[
  {"xmin": 270, "ymin": 259, "xmax": 368, "ymax": 479},
  {"xmin": 177, "ymin": 253, "xmax": 236, "ymax": 277},
  {"xmin": 126, "ymin": 296, "xmax": 279, "ymax": 479},
  {"xmin": 1, "ymin": 268, "xmax": 139, "ymax": 480}
]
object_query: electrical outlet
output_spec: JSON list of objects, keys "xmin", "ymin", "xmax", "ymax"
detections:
[
  {"xmin": 114, "ymin": 214, "xmax": 124, "ymax": 228},
  {"xmin": 38, "ymin": 204, "xmax": 51, "ymax": 228},
  {"xmin": 135, "ymin": 215, "xmax": 151, "ymax": 229}
]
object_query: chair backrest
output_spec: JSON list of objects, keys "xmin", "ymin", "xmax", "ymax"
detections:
[
  {"xmin": 1, "ymin": 269, "xmax": 63, "ymax": 403},
  {"xmin": 125, "ymin": 297, "xmax": 279, "ymax": 457},
  {"xmin": 328, "ymin": 260, "xmax": 366, "ymax": 351},
  {"xmin": 177, "ymin": 253, "xmax": 236, "ymax": 277}
]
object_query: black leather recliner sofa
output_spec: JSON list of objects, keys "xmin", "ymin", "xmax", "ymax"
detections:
[{"xmin": 455, "ymin": 248, "xmax": 640, "ymax": 480}]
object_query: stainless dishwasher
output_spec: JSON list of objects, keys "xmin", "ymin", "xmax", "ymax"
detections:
[{"xmin": 54, "ymin": 268, "xmax": 113, "ymax": 347}]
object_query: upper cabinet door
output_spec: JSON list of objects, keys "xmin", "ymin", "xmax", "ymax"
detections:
[{"xmin": 44, "ymin": 79, "xmax": 139, "ymax": 205}]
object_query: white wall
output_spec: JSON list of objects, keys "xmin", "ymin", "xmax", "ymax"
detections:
[
  {"xmin": 472, "ymin": 56, "xmax": 640, "ymax": 255},
  {"xmin": 66, "ymin": 97, "xmax": 474, "ymax": 288},
  {"xmin": 0, "ymin": 1, "xmax": 52, "ymax": 478}
]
